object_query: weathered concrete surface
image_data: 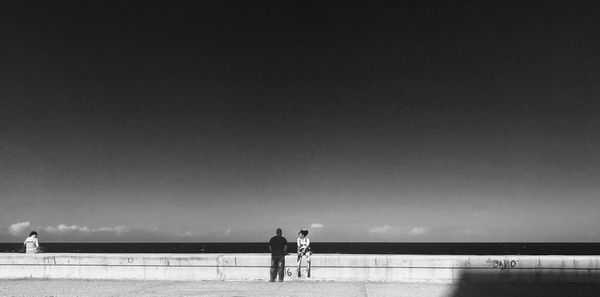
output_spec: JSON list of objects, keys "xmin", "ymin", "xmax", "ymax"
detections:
[
  {"xmin": 1, "ymin": 253, "xmax": 600, "ymax": 283},
  {"xmin": 1, "ymin": 279, "xmax": 600, "ymax": 297}
]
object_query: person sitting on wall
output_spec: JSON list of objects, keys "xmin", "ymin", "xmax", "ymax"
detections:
[
  {"xmin": 24, "ymin": 231, "xmax": 40, "ymax": 254},
  {"xmin": 296, "ymin": 229, "xmax": 311, "ymax": 277}
]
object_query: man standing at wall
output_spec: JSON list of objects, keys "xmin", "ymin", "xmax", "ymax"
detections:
[{"xmin": 268, "ymin": 228, "xmax": 288, "ymax": 282}]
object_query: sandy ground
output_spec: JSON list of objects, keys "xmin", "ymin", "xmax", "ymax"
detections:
[
  {"xmin": 1, "ymin": 279, "xmax": 600, "ymax": 297},
  {"xmin": 0, "ymin": 280, "xmax": 448, "ymax": 297}
]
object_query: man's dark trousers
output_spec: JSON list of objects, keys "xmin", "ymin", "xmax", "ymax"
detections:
[{"xmin": 270, "ymin": 255, "xmax": 285, "ymax": 281}]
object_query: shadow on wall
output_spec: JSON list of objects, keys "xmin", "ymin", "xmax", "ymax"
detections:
[{"xmin": 449, "ymin": 269, "xmax": 600, "ymax": 297}]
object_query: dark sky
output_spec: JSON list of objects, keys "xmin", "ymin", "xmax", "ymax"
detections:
[{"xmin": 1, "ymin": 1, "xmax": 600, "ymax": 242}]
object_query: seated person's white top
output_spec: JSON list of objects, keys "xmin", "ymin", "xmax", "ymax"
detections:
[
  {"xmin": 24, "ymin": 235, "xmax": 39, "ymax": 254},
  {"xmin": 297, "ymin": 237, "xmax": 310, "ymax": 253}
]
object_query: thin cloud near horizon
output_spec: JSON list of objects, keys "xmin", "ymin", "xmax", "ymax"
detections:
[
  {"xmin": 8, "ymin": 221, "xmax": 31, "ymax": 237},
  {"xmin": 3, "ymin": 222, "xmax": 242, "ymax": 242},
  {"xmin": 368, "ymin": 225, "xmax": 430, "ymax": 236}
]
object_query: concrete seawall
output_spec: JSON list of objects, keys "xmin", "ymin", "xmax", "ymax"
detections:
[{"xmin": 1, "ymin": 253, "xmax": 600, "ymax": 283}]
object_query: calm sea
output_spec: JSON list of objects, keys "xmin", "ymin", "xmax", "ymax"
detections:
[{"xmin": 2, "ymin": 242, "xmax": 600, "ymax": 255}]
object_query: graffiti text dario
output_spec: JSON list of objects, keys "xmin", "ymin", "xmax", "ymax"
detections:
[{"xmin": 486, "ymin": 259, "xmax": 519, "ymax": 270}]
